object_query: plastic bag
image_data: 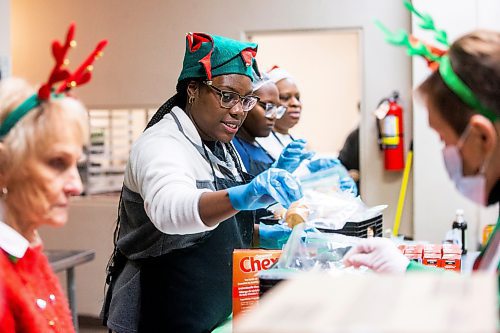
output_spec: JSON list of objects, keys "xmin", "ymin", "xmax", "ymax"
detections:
[
  {"xmin": 299, "ymin": 164, "xmax": 349, "ymax": 192},
  {"xmin": 276, "ymin": 223, "xmax": 361, "ymax": 272}
]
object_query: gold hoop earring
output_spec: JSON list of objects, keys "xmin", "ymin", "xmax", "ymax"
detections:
[{"xmin": 188, "ymin": 95, "xmax": 195, "ymax": 104}]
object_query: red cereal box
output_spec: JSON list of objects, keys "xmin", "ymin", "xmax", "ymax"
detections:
[
  {"xmin": 423, "ymin": 244, "xmax": 442, "ymax": 254},
  {"xmin": 441, "ymin": 244, "xmax": 461, "ymax": 271},
  {"xmin": 422, "ymin": 252, "xmax": 441, "ymax": 267},
  {"xmin": 404, "ymin": 244, "xmax": 423, "ymax": 263},
  {"xmin": 232, "ymin": 249, "xmax": 281, "ymax": 317},
  {"xmin": 442, "ymin": 243, "xmax": 462, "ymax": 254}
]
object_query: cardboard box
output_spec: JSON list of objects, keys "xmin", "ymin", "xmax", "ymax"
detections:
[
  {"xmin": 232, "ymin": 249, "xmax": 281, "ymax": 317},
  {"xmin": 404, "ymin": 244, "xmax": 423, "ymax": 255},
  {"xmin": 422, "ymin": 244, "xmax": 441, "ymax": 267},
  {"xmin": 423, "ymin": 244, "xmax": 442, "ymax": 254},
  {"xmin": 422, "ymin": 252, "xmax": 441, "ymax": 267},
  {"xmin": 442, "ymin": 243, "xmax": 461, "ymax": 255},
  {"xmin": 441, "ymin": 253, "xmax": 461, "ymax": 272},
  {"xmin": 404, "ymin": 253, "xmax": 422, "ymax": 263},
  {"xmin": 404, "ymin": 244, "xmax": 423, "ymax": 263},
  {"xmin": 441, "ymin": 244, "xmax": 461, "ymax": 271}
]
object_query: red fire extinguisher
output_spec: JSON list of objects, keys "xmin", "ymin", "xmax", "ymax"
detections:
[{"xmin": 375, "ymin": 91, "xmax": 405, "ymax": 171}]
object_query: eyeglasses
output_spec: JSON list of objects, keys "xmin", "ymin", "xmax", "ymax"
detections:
[
  {"xmin": 203, "ymin": 81, "xmax": 259, "ymax": 112},
  {"xmin": 257, "ymin": 101, "xmax": 287, "ymax": 119}
]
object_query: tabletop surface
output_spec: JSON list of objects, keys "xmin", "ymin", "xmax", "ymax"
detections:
[{"xmin": 46, "ymin": 249, "xmax": 96, "ymax": 273}]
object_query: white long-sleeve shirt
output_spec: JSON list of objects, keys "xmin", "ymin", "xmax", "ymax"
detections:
[
  {"xmin": 256, "ymin": 131, "xmax": 294, "ymax": 160},
  {"xmin": 124, "ymin": 106, "xmax": 239, "ymax": 235}
]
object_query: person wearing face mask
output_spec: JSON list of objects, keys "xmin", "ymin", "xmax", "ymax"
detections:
[
  {"xmin": 344, "ymin": 30, "xmax": 499, "ymax": 277},
  {"xmin": 102, "ymin": 33, "xmax": 303, "ymax": 333},
  {"xmin": 0, "ymin": 24, "xmax": 105, "ymax": 332}
]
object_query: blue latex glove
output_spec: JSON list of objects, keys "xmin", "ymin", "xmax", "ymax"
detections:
[
  {"xmin": 307, "ymin": 157, "xmax": 342, "ymax": 173},
  {"xmin": 340, "ymin": 176, "xmax": 358, "ymax": 196},
  {"xmin": 227, "ymin": 168, "xmax": 303, "ymax": 211},
  {"xmin": 259, "ymin": 223, "xmax": 292, "ymax": 249},
  {"xmin": 307, "ymin": 158, "xmax": 358, "ymax": 196},
  {"xmin": 273, "ymin": 139, "xmax": 315, "ymax": 173}
]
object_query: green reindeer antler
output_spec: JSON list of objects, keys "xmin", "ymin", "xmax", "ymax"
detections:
[
  {"xmin": 374, "ymin": 20, "xmax": 441, "ymax": 63},
  {"xmin": 403, "ymin": 0, "xmax": 449, "ymax": 46},
  {"xmin": 374, "ymin": 0, "xmax": 496, "ymax": 122}
]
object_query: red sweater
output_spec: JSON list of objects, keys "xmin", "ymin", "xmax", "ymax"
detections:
[{"xmin": 0, "ymin": 246, "xmax": 75, "ymax": 333}]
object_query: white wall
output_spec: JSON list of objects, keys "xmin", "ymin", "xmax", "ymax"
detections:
[
  {"xmin": 0, "ymin": 0, "xmax": 10, "ymax": 79},
  {"xmin": 12, "ymin": 0, "xmax": 412, "ymax": 316},
  {"xmin": 11, "ymin": 0, "xmax": 413, "ymax": 233},
  {"xmin": 412, "ymin": 0, "xmax": 500, "ymax": 245},
  {"xmin": 248, "ymin": 30, "xmax": 360, "ymax": 155},
  {"xmin": 39, "ymin": 197, "xmax": 119, "ymax": 316}
]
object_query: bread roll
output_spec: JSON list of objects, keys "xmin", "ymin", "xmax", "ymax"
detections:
[{"xmin": 285, "ymin": 201, "xmax": 310, "ymax": 228}]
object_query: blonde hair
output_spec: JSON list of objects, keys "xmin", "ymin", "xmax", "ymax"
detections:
[{"xmin": 0, "ymin": 77, "xmax": 89, "ymax": 179}]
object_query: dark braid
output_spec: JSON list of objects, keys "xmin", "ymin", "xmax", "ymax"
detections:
[
  {"xmin": 146, "ymin": 95, "xmax": 179, "ymax": 129},
  {"xmin": 146, "ymin": 79, "xmax": 194, "ymax": 129},
  {"xmin": 105, "ymin": 78, "xmax": 194, "ymax": 299}
]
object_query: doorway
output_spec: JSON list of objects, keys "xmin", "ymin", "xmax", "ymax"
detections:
[{"xmin": 246, "ymin": 29, "xmax": 361, "ymax": 155}]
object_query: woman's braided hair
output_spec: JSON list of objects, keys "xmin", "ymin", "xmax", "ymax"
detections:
[{"xmin": 146, "ymin": 79, "xmax": 197, "ymax": 129}]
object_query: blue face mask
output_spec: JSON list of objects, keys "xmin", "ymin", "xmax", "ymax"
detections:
[{"xmin": 442, "ymin": 126, "xmax": 487, "ymax": 205}]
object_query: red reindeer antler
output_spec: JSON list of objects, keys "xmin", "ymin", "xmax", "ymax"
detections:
[
  {"xmin": 37, "ymin": 23, "xmax": 76, "ymax": 100},
  {"xmin": 409, "ymin": 35, "xmax": 447, "ymax": 71},
  {"xmin": 57, "ymin": 39, "xmax": 108, "ymax": 93}
]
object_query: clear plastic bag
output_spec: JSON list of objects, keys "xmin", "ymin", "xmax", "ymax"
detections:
[
  {"xmin": 299, "ymin": 164, "xmax": 349, "ymax": 192},
  {"xmin": 276, "ymin": 223, "xmax": 361, "ymax": 272}
]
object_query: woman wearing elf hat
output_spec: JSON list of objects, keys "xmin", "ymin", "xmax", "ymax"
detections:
[
  {"xmin": 0, "ymin": 24, "xmax": 107, "ymax": 332},
  {"xmin": 344, "ymin": 2, "xmax": 499, "ymax": 277},
  {"xmin": 102, "ymin": 33, "xmax": 303, "ymax": 332}
]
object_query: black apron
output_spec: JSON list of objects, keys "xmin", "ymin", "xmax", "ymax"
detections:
[
  {"xmin": 247, "ymin": 155, "xmax": 273, "ymax": 177},
  {"xmin": 102, "ymin": 108, "xmax": 255, "ymax": 333},
  {"xmin": 139, "ymin": 176, "xmax": 254, "ymax": 333}
]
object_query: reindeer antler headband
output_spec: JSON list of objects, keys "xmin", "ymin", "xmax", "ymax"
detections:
[
  {"xmin": 375, "ymin": 0, "xmax": 496, "ymax": 122},
  {"xmin": 0, "ymin": 23, "xmax": 108, "ymax": 139}
]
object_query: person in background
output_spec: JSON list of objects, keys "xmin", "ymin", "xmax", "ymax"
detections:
[
  {"xmin": 344, "ymin": 30, "xmax": 499, "ymax": 276},
  {"xmin": 257, "ymin": 66, "xmax": 302, "ymax": 159},
  {"xmin": 233, "ymin": 71, "xmax": 305, "ymax": 176},
  {"xmin": 234, "ymin": 70, "xmax": 350, "ymax": 180},
  {"xmin": 338, "ymin": 125, "xmax": 360, "ymax": 189},
  {"xmin": 0, "ymin": 24, "xmax": 105, "ymax": 332},
  {"xmin": 102, "ymin": 33, "xmax": 303, "ymax": 333},
  {"xmin": 338, "ymin": 102, "xmax": 361, "ymax": 194},
  {"xmin": 257, "ymin": 66, "xmax": 358, "ymax": 196}
]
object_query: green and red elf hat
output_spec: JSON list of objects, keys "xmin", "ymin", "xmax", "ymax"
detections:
[
  {"xmin": 375, "ymin": 0, "xmax": 497, "ymax": 122},
  {"xmin": 0, "ymin": 23, "xmax": 108, "ymax": 139},
  {"xmin": 178, "ymin": 32, "xmax": 259, "ymax": 83}
]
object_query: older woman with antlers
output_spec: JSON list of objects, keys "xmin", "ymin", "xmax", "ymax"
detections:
[{"xmin": 0, "ymin": 24, "xmax": 106, "ymax": 332}]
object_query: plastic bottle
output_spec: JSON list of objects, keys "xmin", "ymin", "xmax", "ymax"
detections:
[{"xmin": 452, "ymin": 209, "xmax": 467, "ymax": 254}]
